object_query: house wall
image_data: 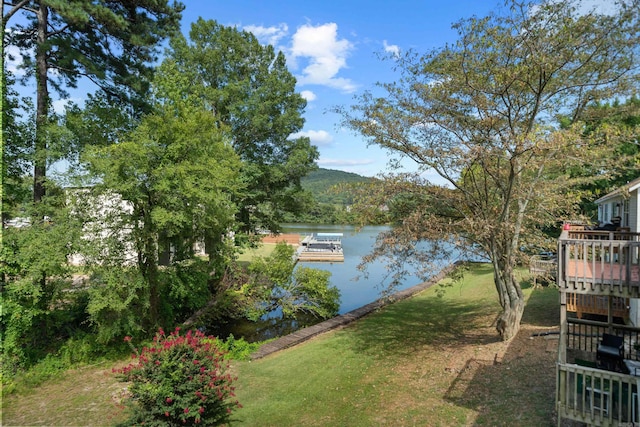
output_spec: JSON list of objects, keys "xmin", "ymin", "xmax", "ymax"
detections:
[
  {"xmin": 623, "ymin": 189, "xmax": 638, "ymax": 326},
  {"xmin": 595, "ymin": 186, "xmax": 640, "ymax": 326},
  {"xmin": 67, "ymin": 189, "xmax": 137, "ymax": 266},
  {"xmin": 630, "ymin": 190, "xmax": 639, "ymax": 233},
  {"xmin": 597, "ymin": 195, "xmax": 626, "ymax": 226}
]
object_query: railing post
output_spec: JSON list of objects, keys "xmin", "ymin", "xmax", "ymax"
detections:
[
  {"xmin": 608, "ymin": 293, "xmax": 614, "ymax": 334},
  {"xmin": 560, "ymin": 292, "xmax": 567, "ymax": 364},
  {"xmin": 557, "ymin": 365, "xmax": 566, "ymax": 427}
]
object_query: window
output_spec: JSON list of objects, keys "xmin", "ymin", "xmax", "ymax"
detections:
[{"xmin": 624, "ymin": 200, "xmax": 630, "ymax": 226}]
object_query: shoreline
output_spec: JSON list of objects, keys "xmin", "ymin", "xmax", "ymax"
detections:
[{"xmin": 250, "ymin": 262, "xmax": 458, "ymax": 359}]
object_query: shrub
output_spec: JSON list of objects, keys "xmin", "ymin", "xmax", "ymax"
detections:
[
  {"xmin": 216, "ymin": 334, "xmax": 261, "ymax": 361},
  {"xmin": 114, "ymin": 327, "xmax": 240, "ymax": 426}
]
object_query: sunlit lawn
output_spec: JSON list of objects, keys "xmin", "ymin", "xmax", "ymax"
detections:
[
  {"xmin": 236, "ymin": 243, "xmax": 277, "ymax": 264},
  {"xmin": 2, "ymin": 264, "xmax": 559, "ymax": 426},
  {"xmin": 232, "ymin": 263, "xmax": 559, "ymax": 426}
]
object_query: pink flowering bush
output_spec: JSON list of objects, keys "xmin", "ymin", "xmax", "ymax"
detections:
[{"xmin": 114, "ymin": 327, "xmax": 240, "ymax": 425}]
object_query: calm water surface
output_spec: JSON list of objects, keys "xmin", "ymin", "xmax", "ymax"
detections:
[
  {"xmin": 209, "ymin": 224, "xmax": 445, "ymax": 341},
  {"xmin": 283, "ymin": 223, "xmax": 431, "ymax": 314}
]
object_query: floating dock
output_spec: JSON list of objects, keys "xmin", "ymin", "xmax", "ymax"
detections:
[{"xmin": 296, "ymin": 232, "xmax": 344, "ymax": 262}]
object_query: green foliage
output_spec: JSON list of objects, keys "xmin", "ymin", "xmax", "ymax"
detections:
[
  {"xmin": 85, "ymin": 268, "xmax": 149, "ymax": 344},
  {"xmin": 1, "ymin": 200, "xmax": 83, "ymax": 375},
  {"xmin": 6, "ymin": 0, "xmax": 183, "ymax": 112},
  {"xmin": 568, "ymin": 96, "xmax": 640, "ymax": 219},
  {"xmin": 161, "ymin": 259, "xmax": 211, "ymax": 323},
  {"xmin": 5, "ymin": 0, "xmax": 183, "ymax": 202},
  {"xmin": 301, "ymin": 168, "xmax": 373, "ymax": 205},
  {"xmin": 164, "ymin": 19, "xmax": 318, "ymax": 233},
  {"xmin": 114, "ymin": 328, "xmax": 241, "ymax": 426},
  {"xmin": 215, "ymin": 334, "xmax": 261, "ymax": 361},
  {"xmin": 281, "ymin": 168, "xmax": 375, "ymax": 224},
  {"xmin": 83, "ymin": 95, "xmax": 242, "ymax": 326},
  {"xmin": 243, "ymin": 242, "xmax": 340, "ymax": 320},
  {"xmin": 340, "ymin": 0, "xmax": 640, "ymax": 340},
  {"xmin": 4, "ymin": 332, "xmax": 118, "ymax": 395},
  {"xmin": 287, "ymin": 266, "xmax": 340, "ymax": 318}
]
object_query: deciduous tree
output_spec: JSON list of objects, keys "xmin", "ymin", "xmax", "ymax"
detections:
[
  {"xmin": 163, "ymin": 19, "xmax": 318, "ymax": 235},
  {"xmin": 340, "ymin": 0, "xmax": 640, "ymax": 340},
  {"xmin": 84, "ymin": 91, "xmax": 242, "ymax": 327}
]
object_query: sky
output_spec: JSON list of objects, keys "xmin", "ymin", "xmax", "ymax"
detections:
[
  {"xmin": 177, "ymin": 0, "xmax": 501, "ymax": 177},
  {"xmin": 6, "ymin": 0, "xmax": 616, "ymax": 179}
]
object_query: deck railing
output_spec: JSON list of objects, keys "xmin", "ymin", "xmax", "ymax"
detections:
[
  {"xmin": 567, "ymin": 294, "xmax": 629, "ymax": 320},
  {"xmin": 557, "ymin": 362, "xmax": 640, "ymax": 425},
  {"xmin": 567, "ymin": 319, "xmax": 640, "ymax": 361},
  {"xmin": 558, "ymin": 230, "xmax": 640, "ymax": 297}
]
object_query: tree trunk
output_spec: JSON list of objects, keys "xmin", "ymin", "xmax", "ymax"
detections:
[
  {"xmin": 204, "ymin": 231, "xmax": 224, "ymax": 291},
  {"xmin": 138, "ymin": 206, "xmax": 160, "ymax": 328},
  {"xmin": 492, "ymin": 255, "xmax": 525, "ymax": 341},
  {"xmin": 34, "ymin": 3, "xmax": 49, "ymax": 203}
]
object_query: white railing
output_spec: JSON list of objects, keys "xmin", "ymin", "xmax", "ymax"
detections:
[
  {"xmin": 558, "ymin": 231, "xmax": 640, "ymax": 297},
  {"xmin": 557, "ymin": 362, "xmax": 639, "ymax": 425}
]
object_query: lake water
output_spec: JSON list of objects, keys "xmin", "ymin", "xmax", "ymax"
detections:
[
  {"xmin": 209, "ymin": 224, "xmax": 447, "ymax": 341},
  {"xmin": 282, "ymin": 223, "xmax": 433, "ymax": 314}
]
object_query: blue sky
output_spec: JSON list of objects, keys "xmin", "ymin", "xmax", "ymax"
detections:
[
  {"xmin": 6, "ymin": 0, "xmax": 615, "ymax": 178},
  {"xmin": 178, "ymin": 0, "xmax": 501, "ymax": 177}
]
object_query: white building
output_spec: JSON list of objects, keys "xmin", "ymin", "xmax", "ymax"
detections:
[
  {"xmin": 594, "ymin": 176, "xmax": 640, "ymax": 231},
  {"xmin": 592, "ymin": 178, "xmax": 640, "ymax": 331}
]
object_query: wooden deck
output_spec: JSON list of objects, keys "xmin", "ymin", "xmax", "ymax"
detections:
[
  {"xmin": 565, "ymin": 259, "xmax": 640, "ymax": 284},
  {"xmin": 557, "ymin": 228, "xmax": 640, "ymax": 425},
  {"xmin": 261, "ymin": 233, "xmax": 301, "ymax": 245},
  {"xmin": 558, "ymin": 232, "xmax": 640, "ymax": 297},
  {"xmin": 557, "ymin": 362, "xmax": 640, "ymax": 425},
  {"xmin": 296, "ymin": 248, "xmax": 344, "ymax": 262},
  {"xmin": 566, "ymin": 294, "xmax": 629, "ymax": 319}
]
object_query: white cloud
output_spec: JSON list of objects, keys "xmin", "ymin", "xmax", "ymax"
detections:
[
  {"xmin": 243, "ymin": 23, "xmax": 289, "ymax": 47},
  {"xmin": 290, "ymin": 23, "xmax": 356, "ymax": 93},
  {"xmin": 52, "ymin": 98, "xmax": 82, "ymax": 114},
  {"xmin": 300, "ymin": 90, "xmax": 316, "ymax": 101},
  {"xmin": 290, "ymin": 129, "xmax": 334, "ymax": 146},
  {"xmin": 383, "ymin": 40, "xmax": 400, "ymax": 58},
  {"xmin": 5, "ymin": 44, "xmax": 26, "ymax": 76}
]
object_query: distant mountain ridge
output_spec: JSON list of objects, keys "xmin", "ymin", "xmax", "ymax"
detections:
[{"xmin": 301, "ymin": 168, "xmax": 373, "ymax": 204}]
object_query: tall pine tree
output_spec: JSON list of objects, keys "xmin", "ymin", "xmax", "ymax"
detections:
[{"xmin": 3, "ymin": 0, "xmax": 183, "ymax": 202}]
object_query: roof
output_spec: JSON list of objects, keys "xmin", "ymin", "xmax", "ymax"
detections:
[{"xmin": 594, "ymin": 176, "xmax": 640, "ymax": 204}]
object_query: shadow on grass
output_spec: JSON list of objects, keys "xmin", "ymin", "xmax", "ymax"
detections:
[
  {"xmin": 443, "ymin": 286, "xmax": 560, "ymax": 425},
  {"xmin": 522, "ymin": 285, "xmax": 560, "ymax": 328},
  {"xmin": 346, "ymin": 292, "xmax": 502, "ymax": 358}
]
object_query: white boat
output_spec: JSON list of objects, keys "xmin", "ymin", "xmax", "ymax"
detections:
[{"xmin": 297, "ymin": 232, "xmax": 344, "ymax": 262}]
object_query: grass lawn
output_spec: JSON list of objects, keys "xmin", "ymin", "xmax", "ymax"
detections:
[
  {"xmin": 2, "ymin": 264, "xmax": 560, "ymax": 426},
  {"xmin": 236, "ymin": 243, "xmax": 278, "ymax": 264}
]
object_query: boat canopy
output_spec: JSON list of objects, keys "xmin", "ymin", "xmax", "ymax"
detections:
[{"xmin": 315, "ymin": 233, "xmax": 343, "ymax": 239}]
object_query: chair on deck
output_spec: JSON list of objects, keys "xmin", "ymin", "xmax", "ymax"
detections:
[{"xmin": 597, "ymin": 333, "xmax": 625, "ymax": 372}]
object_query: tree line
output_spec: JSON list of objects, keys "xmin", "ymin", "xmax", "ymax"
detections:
[
  {"xmin": 1, "ymin": 1, "xmax": 339, "ymax": 382},
  {"xmin": 2, "ymin": 0, "xmax": 640, "ymax": 392}
]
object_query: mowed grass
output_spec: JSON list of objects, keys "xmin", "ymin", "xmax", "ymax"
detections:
[
  {"xmin": 233, "ymin": 263, "xmax": 559, "ymax": 426},
  {"xmin": 236, "ymin": 243, "xmax": 277, "ymax": 264},
  {"xmin": 2, "ymin": 264, "xmax": 560, "ymax": 426}
]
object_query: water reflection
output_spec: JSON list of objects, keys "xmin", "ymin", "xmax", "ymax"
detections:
[{"xmin": 208, "ymin": 224, "xmax": 445, "ymax": 342}]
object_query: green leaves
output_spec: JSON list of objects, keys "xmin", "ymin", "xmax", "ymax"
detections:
[
  {"xmin": 83, "ymin": 94, "xmax": 242, "ymax": 327},
  {"xmin": 341, "ymin": 0, "xmax": 640, "ymax": 339},
  {"xmin": 163, "ymin": 19, "xmax": 318, "ymax": 233},
  {"xmin": 114, "ymin": 328, "xmax": 240, "ymax": 426},
  {"xmin": 243, "ymin": 242, "xmax": 340, "ymax": 320}
]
